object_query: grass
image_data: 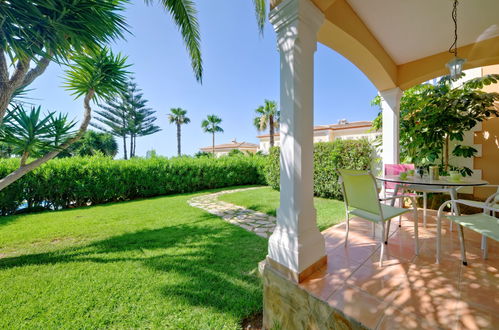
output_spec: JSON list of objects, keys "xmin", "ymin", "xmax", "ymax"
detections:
[
  {"xmin": 0, "ymin": 187, "xmax": 267, "ymax": 329},
  {"xmin": 219, "ymin": 187, "xmax": 346, "ymax": 231}
]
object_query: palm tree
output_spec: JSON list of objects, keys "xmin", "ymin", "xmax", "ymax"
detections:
[
  {"xmin": 0, "ymin": 0, "xmax": 128, "ymax": 124},
  {"xmin": 0, "ymin": 49, "xmax": 129, "ymax": 190},
  {"xmin": 254, "ymin": 100, "xmax": 279, "ymax": 148},
  {"xmin": 168, "ymin": 108, "xmax": 191, "ymax": 156},
  {"xmin": 201, "ymin": 114, "xmax": 223, "ymax": 155},
  {"xmin": 0, "ymin": 0, "xmax": 266, "ymax": 124}
]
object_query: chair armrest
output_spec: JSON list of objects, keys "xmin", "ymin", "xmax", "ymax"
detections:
[
  {"xmin": 485, "ymin": 191, "xmax": 499, "ymax": 205},
  {"xmin": 437, "ymin": 198, "xmax": 499, "ymax": 214},
  {"xmin": 380, "ymin": 195, "xmax": 417, "ymax": 202}
]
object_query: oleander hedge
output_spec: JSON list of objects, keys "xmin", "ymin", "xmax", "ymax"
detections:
[
  {"xmin": 0, "ymin": 156, "xmax": 266, "ymax": 215},
  {"xmin": 265, "ymin": 139, "xmax": 375, "ymax": 200}
]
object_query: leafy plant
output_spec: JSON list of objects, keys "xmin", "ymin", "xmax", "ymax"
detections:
[
  {"xmin": 228, "ymin": 149, "xmax": 244, "ymax": 157},
  {"xmin": 0, "ymin": 155, "xmax": 267, "ymax": 215},
  {"xmin": 62, "ymin": 130, "xmax": 118, "ymax": 158},
  {"xmin": 266, "ymin": 140, "xmax": 374, "ymax": 199},
  {"xmin": 372, "ymin": 74, "xmax": 499, "ymax": 175}
]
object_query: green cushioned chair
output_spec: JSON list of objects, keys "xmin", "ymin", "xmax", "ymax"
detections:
[
  {"xmin": 436, "ymin": 190, "xmax": 499, "ymax": 265},
  {"xmin": 338, "ymin": 169, "xmax": 419, "ymax": 267}
]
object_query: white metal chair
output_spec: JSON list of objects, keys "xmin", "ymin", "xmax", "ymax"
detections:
[
  {"xmin": 436, "ymin": 189, "xmax": 499, "ymax": 265},
  {"xmin": 338, "ymin": 169, "xmax": 419, "ymax": 267}
]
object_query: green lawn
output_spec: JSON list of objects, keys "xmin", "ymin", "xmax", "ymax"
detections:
[
  {"xmin": 0, "ymin": 188, "xmax": 267, "ymax": 329},
  {"xmin": 219, "ymin": 187, "xmax": 346, "ymax": 231}
]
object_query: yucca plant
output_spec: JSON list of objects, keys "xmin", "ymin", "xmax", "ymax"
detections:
[
  {"xmin": 0, "ymin": 49, "xmax": 129, "ymax": 190},
  {"xmin": 0, "ymin": 106, "xmax": 77, "ymax": 167}
]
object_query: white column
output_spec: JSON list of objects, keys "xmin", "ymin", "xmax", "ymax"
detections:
[
  {"xmin": 380, "ymin": 87, "xmax": 402, "ymax": 166},
  {"xmin": 268, "ymin": 0, "xmax": 325, "ymax": 280}
]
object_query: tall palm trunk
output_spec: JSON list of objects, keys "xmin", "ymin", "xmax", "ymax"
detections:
[
  {"xmin": 269, "ymin": 115, "xmax": 275, "ymax": 147},
  {"xmin": 212, "ymin": 132, "xmax": 215, "ymax": 156},
  {"xmin": 123, "ymin": 134, "xmax": 128, "ymax": 160},
  {"xmin": 0, "ymin": 89, "xmax": 95, "ymax": 190},
  {"xmin": 177, "ymin": 122, "xmax": 181, "ymax": 156}
]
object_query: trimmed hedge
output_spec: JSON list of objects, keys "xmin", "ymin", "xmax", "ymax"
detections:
[
  {"xmin": 265, "ymin": 140, "xmax": 375, "ymax": 199},
  {"xmin": 0, "ymin": 156, "xmax": 266, "ymax": 215}
]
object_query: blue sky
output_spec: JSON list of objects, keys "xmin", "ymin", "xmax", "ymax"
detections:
[{"xmin": 29, "ymin": 0, "xmax": 378, "ymax": 158}]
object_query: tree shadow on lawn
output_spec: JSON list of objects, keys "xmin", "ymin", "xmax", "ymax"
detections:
[
  {"xmin": 0, "ymin": 213, "xmax": 267, "ymax": 319},
  {"xmin": 0, "ymin": 214, "xmax": 24, "ymax": 229}
]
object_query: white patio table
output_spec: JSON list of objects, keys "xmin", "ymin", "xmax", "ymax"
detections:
[{"xmin": 376, "ymin": 174, "xmax": 488, "ymax": 263}]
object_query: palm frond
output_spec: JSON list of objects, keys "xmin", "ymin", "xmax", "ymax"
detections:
[
  {"xmin": 252, "ymin": 0, "xmax": 267, "ymax": 36},
  {"xmin": 147, "ymin": 0, "xmax": 202, "ymax": 82},
  {"xmin": 64, "ymin": 48, "xmax": 130, "ymax": 101}
]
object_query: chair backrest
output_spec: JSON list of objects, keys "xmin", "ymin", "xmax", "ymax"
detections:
[
  {"xmin": 384, "ymin": 164, "xmax": 415, "ymax": 190},
  {"xmin": 338, "ymin": 169, "xmax": 380, "ymax": 215}
]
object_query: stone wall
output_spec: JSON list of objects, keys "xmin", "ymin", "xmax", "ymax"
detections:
[{"xmin": 260, "ymin": 261, "xmax": 368, "ymax": 330}]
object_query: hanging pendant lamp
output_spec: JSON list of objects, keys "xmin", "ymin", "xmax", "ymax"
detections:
[{"xmin": 446, "ymin": 0, "xmax": 466, "ymax": 79}]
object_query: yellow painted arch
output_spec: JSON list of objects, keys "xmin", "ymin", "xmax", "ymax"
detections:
[{"xmin": 272, "ymin": 0, "xmax": 499, "ymax": 91}]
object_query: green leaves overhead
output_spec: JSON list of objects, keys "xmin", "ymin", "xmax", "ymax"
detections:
[
  {"xmin": 146, "ymin": 0, "xmax": 203, "ymax": 82},
  {"xmin": 0, "ymin": 0, "xmax": 128, "ymax": 62},
  {"xmin": 252, "ymin": 0, "xmax": 267, "ymax": 36},
  {"xmin": 64, "ymin": 48, "xmax": 130, "ymax": 101}
]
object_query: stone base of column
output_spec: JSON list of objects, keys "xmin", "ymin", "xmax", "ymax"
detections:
[
  {"xmin": 260, "ymin": 260, "xmax": 367, "ymax": 330},
  {"xmin": 266, "ymin": 255, "xmax": 327, "ymax": 283},
  {"xmin": 267, "ymin": 217, "xmax": 327, "ymax": 283}
]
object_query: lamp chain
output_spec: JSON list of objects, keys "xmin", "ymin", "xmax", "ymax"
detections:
[{"xmin": 448, "ymin": 0, "xmax": 459, "ymax": 57}]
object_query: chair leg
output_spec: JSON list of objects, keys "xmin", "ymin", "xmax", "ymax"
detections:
[
  {"xmin": 413, "ymin": 204, "xmax": 419, "ymax": 255},
  {"xmin": 457, "ymin": 224, "xmax": 468, "ymax": 266},
  {"xmin": 483, "ymin": 237, "xmax": 488, "ymax": 260},
  {"xmin": 436, "ymin": 213, "xmax": 442, "ymax": 264},
  {"xmin": 379, "ymin": 222, "xmax": 386, "ymax": 267},
  {"xmin": 344, "ymin": 213, "xmax": 350, "ymax": 247},
  {"xmin": 423, "ymin": 192, "xmax": 427, "ymax": 228},
  {"xmin": 372, "ymin": 222, "xmax": 376, "ymax": 238},
  {"xmin": 385, "ymin": 219, "xmax": 391, "ymax": 244}
]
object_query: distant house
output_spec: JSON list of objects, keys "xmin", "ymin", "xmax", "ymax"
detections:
[
  {"xmin": 257, "ymin": 120, "xmax": 378, "ymax": 154},
  {"xmin": 200, "ymin": 139, "xmax": 259, "ymax": 157}
]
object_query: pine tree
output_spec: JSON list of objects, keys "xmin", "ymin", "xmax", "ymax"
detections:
[{"xmin": 92, "ymin": 79, "xmax": 160, "ymax": 158}]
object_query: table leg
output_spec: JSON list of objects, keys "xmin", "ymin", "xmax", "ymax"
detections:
[
  {"xmin": 386, "ymin": 184, "xmax": 401, "ymax": 234},
  {"xmin": 449, "ymin": 188, "xmax": 460, "ymax": 232}
]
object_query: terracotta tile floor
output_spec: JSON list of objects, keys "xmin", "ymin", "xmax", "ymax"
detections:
[{"xmin": 299, "ymin": 210, "xmax": 499, "ymax": 329}]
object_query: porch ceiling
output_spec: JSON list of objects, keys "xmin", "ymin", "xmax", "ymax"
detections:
[{"xmin": 272, "ymin": 0, "xmax": 499, "ymax": 91}]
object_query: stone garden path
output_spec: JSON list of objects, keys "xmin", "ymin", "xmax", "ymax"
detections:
[{"xmin": 188, "ymin": 187, "xmax": 276, "ymax": 238}]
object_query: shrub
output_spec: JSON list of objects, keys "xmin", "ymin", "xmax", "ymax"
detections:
[
  {"xmin": 265, "ymin": 139, "xmax": 375, "ymax": 199},
  {"xmin": 0, "ymin": 155, "xmax": 266, "ymax": 215}
]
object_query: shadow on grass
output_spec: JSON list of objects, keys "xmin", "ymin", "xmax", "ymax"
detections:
[{"xmin": 0, "ymin": 212, "xmax": 267, "ymax": 318}]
